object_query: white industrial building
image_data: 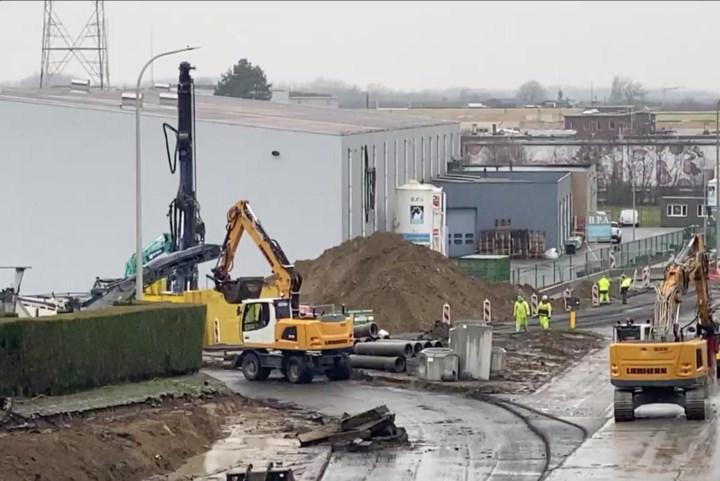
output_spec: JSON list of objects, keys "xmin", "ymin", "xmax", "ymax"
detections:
[{"xmin": 0, "ymin": 87, "xmax": 459, "ymax": 294}]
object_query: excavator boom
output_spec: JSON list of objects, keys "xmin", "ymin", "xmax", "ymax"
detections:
[{"xmin": 211, "ymin": 200, "xmax": 302, "ymax": 317}]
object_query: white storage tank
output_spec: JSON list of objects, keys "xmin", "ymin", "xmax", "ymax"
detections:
[
  {"xmin": 394, "ymin": 180, "xmax": 447, "ymax": 255},
  {"xmin": 417, "ymin": 347, "xmax": 460, "ymax": 381}
]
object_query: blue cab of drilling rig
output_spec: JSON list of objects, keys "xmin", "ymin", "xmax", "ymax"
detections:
[{"xmin": 164, "ymin": 61, "xmax": 206, "ymax": 293}]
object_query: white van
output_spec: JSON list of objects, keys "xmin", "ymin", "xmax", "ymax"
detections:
[{"xmin": 619, "ymin": 209, "xmax": 639, "ymax": 227}]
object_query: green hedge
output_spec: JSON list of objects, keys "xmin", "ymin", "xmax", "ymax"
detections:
[{"xmin": 0, "ymin": 303, "xmax": 206, "ymax": 397}]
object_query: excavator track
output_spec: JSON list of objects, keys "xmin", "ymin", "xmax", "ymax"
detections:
[
  {"xmin": 684, "ymin": 387, "xmax": 707, "ymax": 421},
  {"xmin": 613, "ymin": 389, "xmax": 635, "ymax": 422}
]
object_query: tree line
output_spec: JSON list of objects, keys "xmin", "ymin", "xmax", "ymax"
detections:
[{"xmin": 209, "ymin": 58, "xmax": 711, "ymax": 109}]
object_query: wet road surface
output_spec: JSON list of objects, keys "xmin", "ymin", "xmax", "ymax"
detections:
[
  {"xmin": 207, "ymin": 287, "xmax": 720, "ymax": 480},
  {"xmin": 207, "ymin": 370, "xmax": 551, "ymax": 481},
  {"xmin": 537, "ymin": 297, "xmax": 720, "ymax": 480}
]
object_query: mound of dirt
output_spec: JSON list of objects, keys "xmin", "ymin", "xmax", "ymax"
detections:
[{"xmin": 295, "ymin": 232, "xmax": 535, "ymax": 334}]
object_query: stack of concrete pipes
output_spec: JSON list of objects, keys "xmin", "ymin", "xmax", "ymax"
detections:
[{"xmin": 350, "ymin": 322, "xmax": 444, "ymax": 373}]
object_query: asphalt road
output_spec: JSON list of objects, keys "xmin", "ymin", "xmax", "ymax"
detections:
[
  {"xmin": 206, "ymin": 291, "xmax": 679, "ymax": 481},
  {"xmin": 207, "ymin": 370, "xmax": 549, "ymax": 481},
  {"xmin": 206, "ymin": 285, "xmax": 720, "ymax": 480},
  {"xmin": 510, "ymin": 227, "xmax": 683, "ymax": 288},
  {"xmin": 542, "ymin": 312, "xmax": 720, "ymax": 480}
]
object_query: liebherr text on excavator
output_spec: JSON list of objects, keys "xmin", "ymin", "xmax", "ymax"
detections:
[
  {"xmin": 210, "ymin": 200, "xmax": 354, "ymax": 384},
  {"xmin": 610, "ymin": 233, "xmax": 718, "ymax": 422}
]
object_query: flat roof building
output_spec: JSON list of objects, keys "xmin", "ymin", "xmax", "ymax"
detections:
[{"xmin": 1, "ymin": 86, "xmax": 460, "ymax": 293}]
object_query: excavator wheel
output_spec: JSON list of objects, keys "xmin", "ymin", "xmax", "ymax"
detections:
[
  {"xmin": 286, "ymin": 356, "xmax": 313, "ymax": 384},
  {"xmin": 684, "ymin": 388, "xmax": 707, "ymax": 421},
  {"xmin": 326, "ymin": 354, "xmax": 352, "ymax": 381},
  {"xmin": 241, "ymin": 353, "xmax": 271, "ymax": 382},
  {"xmin": 613, "ymin": 390, "xmax": 635, "ymax": 423}
]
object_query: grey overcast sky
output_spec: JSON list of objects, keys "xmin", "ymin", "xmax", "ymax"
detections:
[{"xmin": 1, "ymin": 1, "xmax": 718, "ymax": 91}]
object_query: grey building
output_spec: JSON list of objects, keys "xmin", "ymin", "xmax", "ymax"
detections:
[
  {"xmin": 660, "ymin": 196, "xmax": 706, "ymax": 228},
  {"xmin": 454, "ymin": 163, "xmax": 597, "ymax": 221},
  {"xmin": 434, "ymin": 171, "xmax": 572, "ymax": 257},
  {"xmin": 0, "ymin": 87, "xmax": 459, "ymax": 294}
]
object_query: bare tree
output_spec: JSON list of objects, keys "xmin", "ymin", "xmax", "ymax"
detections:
[
  {"xmin": 609, "ymin": 76, "xmax": 647, "ymax": 106},
  {"xmin": 516, "ymin": 80, "xmax": 546, "ymax": 105},
  {"xmin": 481, "ymin": 143, "xmax": 532, "ymax": 165}
]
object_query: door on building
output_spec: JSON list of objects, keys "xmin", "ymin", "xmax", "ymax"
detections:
[{"xmin": 447, "ymin": 208, "xmax": 477, "ymax": 257}]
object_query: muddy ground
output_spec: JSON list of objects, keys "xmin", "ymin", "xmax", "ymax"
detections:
[
  {"xmin": 354, "ymin": 329, "xmax": 606, "ymax": 395},
  {"xmin": 0, "ymin": 382, "xmax": 322, "ymax": 481}
]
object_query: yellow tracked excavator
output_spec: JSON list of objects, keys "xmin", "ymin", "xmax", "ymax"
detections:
[{"xmin": 609, "ymin": 233, "xmax": 718, "ymax": 422}]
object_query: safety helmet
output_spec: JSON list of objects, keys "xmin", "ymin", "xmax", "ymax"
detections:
[
  {"xmin": 517, "ymin": 295, "xmax": 524, "ymax": 301},
  {"xmin": 621, "ymin": 274, "xmax": 626, "ymax": 278},
  {"xmin": 542, "ymin": 295, "xmax": 548, "ymax": 301}
]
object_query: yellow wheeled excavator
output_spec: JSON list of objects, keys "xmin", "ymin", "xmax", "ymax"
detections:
[
  {"xmin": 209, "ymin": 200, "xmax": 354, "ymax": 384},
  {"xmin": 609, "ymin": 233, "xmax": 718, "ymax": 422}
]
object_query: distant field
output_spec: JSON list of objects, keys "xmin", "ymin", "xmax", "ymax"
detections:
[
  {"xmin": 599, "ymin": 205, "xmax": 661, "ymax": 228},
  {"xmin": 655, "ymin": 111, "xmax": 718, "ymax": 123}
]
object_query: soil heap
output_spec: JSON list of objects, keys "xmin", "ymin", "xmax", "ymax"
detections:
[{"xmin": 295, "ymin": 232, "xmax": 533, "ymax": 334}]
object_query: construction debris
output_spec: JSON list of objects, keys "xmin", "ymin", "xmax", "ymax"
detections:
[
  {"xmin": 297, "ymin": 405, "xmax": 407, "ymax": 451},
  {"xmin": 295, "ymin": 232, "xmax": 535, "ymax": 333},
  {"xmin": 226, "ymin": 462, "xmax": 295, "ymax": 481}
]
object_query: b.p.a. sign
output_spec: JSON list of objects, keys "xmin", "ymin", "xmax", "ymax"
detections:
[{"xmin": 586, "ymin": 211, "xmax": 611, "ymax": 241}]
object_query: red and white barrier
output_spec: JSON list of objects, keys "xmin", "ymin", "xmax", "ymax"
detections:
[
  {"xmin": 530, "ymin": 293, "xmax": 539, "ymax": 317},
  {"xmin": 642, "ymin": 266, "xmax": 651, "ymax": 289},
  {"xmin": 563, "ymin": 288, "xmax": 572, "ymax": 311},
  {"xmin": 483, "ymin": 299, "xmax": 492, "ymax": 323},
  {"xmin": 442, "ymin": 303, "xmax": 451, "ymax": 325},
  {"xmin": 591, "ymin": 284, "xmax": 600, "ymax": 307}
]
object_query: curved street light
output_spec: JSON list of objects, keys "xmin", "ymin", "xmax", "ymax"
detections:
[{"xmin": 135, "ymin": 46, "xmax": 200, "ymax": 300}]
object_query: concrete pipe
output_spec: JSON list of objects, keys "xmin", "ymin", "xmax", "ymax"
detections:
[
  {"xmin": 423, "ymin": 341, "xmax": 434, "ymax": 349},
  {"xmin": 349, "ymin": 355, "xmax": 406, "ymax": 373},
  {"xmin": 432, "ymin": 340, "xmax": 444, "ymax": 348},
  {"xmin": 411, "ymin": 342, "xmax": 424, "ymax": 356},
  {"xmin": 354, "ymin": 341, "xmax": 413, "ymax": 357},
  {"xmin": 353, "ymin": 322, "xmax": 379, "ymax": 339}
]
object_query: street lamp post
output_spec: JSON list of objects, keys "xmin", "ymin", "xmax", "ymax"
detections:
[{"xmin": 135, "ymin": 46, "xmax": 199, "ymax": 301}]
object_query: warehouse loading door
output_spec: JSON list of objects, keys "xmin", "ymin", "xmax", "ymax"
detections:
[{"xmin": 447, "ymin": 208, "xmax": 477, "ymax": 257}]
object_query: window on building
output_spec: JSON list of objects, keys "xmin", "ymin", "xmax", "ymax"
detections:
[
  {"xmin": 464, "ymin": 233, "xmax": 474, "ymax": 245},
  {"xmin": 597, "ymin": 121, "xmax": 603, "ymax": 130},
  {"xmin": 619, "ymin": 122, "xmax": 626, "ymax": 131},
  {"xmin": 590, "ymin": 121, "xmax": 597, "ymax": 131},
  {"xmin": 698, "ymin": 205, "xmax": 707, "ymax": 217},
  {"xmin": 453, "ymin": 233, "xmax": 463, "ymax": 245},
  {"xmin": 610, "ymin": 121, "xmax": 616, "ymax": 129},
  {"xmin": 584, "ymin": 122, "xmax": 589, "ymax": 131},
  {"xmin": 667, "ymin": 204, "xmax": 688, "ymax": 217},
  {"xmin": 569, "ymin": 121, "xmax": 576, "ymax": 130}
]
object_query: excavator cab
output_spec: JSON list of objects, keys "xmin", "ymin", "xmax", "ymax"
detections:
[
  {"xmin": 239, "ymin": 297, "xmax": 352, "ymax": 351},
  {"xmin": 612, "ymin": 319, "xmax": 651, "ymax": 342}
]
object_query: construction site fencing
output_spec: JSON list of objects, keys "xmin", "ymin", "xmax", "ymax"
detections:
[{"xmin": 510, "ymin": 229, "xmax": 685, "ymax": 289}]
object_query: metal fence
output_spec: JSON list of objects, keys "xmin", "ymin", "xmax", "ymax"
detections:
[{"xmin": 510, "ymin": 229, "xmax": 686, "ymax": 289}]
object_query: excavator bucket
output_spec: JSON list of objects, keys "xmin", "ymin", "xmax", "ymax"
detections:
[
  {"xmin": 218, "ymin": 277, "xmax": 265, "ymax": 304},
  {"xmin": 226, "ymin": 463, "xmax": 295, "ymax": 481}
]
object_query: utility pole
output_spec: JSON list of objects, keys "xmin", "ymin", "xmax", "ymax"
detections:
[{"xmin": 40, "ymin": 1, "xmax": 109, "ymax": 88}]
